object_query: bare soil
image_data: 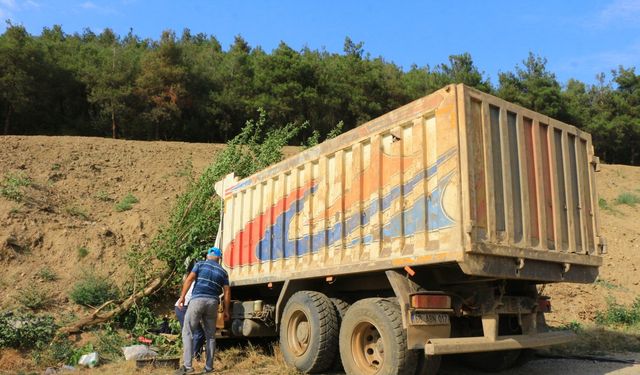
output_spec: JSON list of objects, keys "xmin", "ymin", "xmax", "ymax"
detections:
[{"xmin": 0, "ymin": 136, "xmax": 639, "ymax": 374}]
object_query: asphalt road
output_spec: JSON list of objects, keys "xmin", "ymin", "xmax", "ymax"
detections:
[{"xmin": 439, "ymin": 352, "xmax": 640, "ymax": 375}]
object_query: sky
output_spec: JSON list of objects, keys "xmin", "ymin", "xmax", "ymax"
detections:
[{"xmin": 0, "ymin": 0, "xmax": 638, "ymax": 85}]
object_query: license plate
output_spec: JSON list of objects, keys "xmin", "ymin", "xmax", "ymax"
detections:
[{"xmin": 410, "ymin": 311, "xmax": 450, "ymax": 326}]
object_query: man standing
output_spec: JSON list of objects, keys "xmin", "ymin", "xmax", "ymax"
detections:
[{"xmin": 176, "ymin": 247, "xmax": 230, "ymax": 374}]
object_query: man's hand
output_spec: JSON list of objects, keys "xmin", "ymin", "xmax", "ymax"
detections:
[
  {"xmin": 223, "ymin": 310, "xmax": 230, "ymax": 321},
  {"xmin": 177, "ymin": 297, "xmax": 185, "ymax": 310}
]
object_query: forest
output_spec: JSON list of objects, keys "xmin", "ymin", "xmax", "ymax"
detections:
[{"xmin": 1, "ymin": 23, "xmax": 639, "ymax": 165}]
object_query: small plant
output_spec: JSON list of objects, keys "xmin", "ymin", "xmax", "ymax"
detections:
[
  {"xmin": 115, "ymin": 193, "xmax": 139, "ymax": 212},
  {"xmin": 0, "ymin": 313, "xmax": 57, "ymax": 349},
  {"xmin": 70, "ymin": 272, "xmax": 117, "ymax": 307},
  {"xmin": 0, "ymin": 172, "xmax": 31, "ymax": 202},
  {"xmin": 595, "ymin": 278, "xmax": 618, "ymax": 290},
  {"xmin": 65, "ymin": 205, "xmax": 90, "ymax": 220},
  {"xmin": 598, "ymin": 197, "xmax": 608, "ymax": 210},
  {"xmin": 560, "ymin": 320, "xmax": 583, "ymax": 333},
  {"xmin": 15, "ymin": 285, "xmax": 52, "ymax": 310},
  {"xmin": 595, "ymin": 297, "xmax": 640, "ymax": 327},
  {"xmin": 615, "ymin": 192, "xmax": 640, "ymax": 206},
  {"xmin": 174, "ymin": 159, "xmax": 193, "ymax": 177},
  {"xmin": 36, "ymin": 266, "xmax": 58, "ymax": 282},
  {"xmin": 51, "ymin": 163, "xmax": 61, "ymax": 171},
  {"xmin": 77, "ymin": 246, "xmax": 89, "ymax": 259},
  {"xmin": 95, "ymin": 190, "xmax": 112, "ymax": 202}
]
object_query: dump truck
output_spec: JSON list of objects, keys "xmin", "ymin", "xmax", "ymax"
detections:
[{"xmin": 213, "ymin": 84, "xmax": 604, "ymax": 375}]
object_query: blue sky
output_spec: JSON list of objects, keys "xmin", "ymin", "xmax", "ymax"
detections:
[{"xmin": 1, "ymin": 0, "xmax": 638, "ymax": 85}]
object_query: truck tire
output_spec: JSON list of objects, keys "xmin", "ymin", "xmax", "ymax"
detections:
[
  {"xmin": 330, "ymin": 298, "xmax": 351, "ymax": 371},
  {"xmin": 331, "ymin": 297, "xmax": 350, "ymax": 321},
  {"xmin": 279, "ymin": 291, "xmax": 338, "ymax": 373},
  {"xmin": 414, "ymin": 353, "xmax": 441, "ymax": 375},
  {"xmin": 339, "ymin": 298, "xmax": 417, "ymax": 375}
]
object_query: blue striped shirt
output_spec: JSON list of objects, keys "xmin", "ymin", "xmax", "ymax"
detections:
[{"xmin": 190, "ymin": 260, "xmax": 229, "ymax": 301}]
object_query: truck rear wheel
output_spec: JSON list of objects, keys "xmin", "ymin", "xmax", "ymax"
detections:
[
  {"xmin": 330, "ymin": 298, "xmax": 351, "ymax": 371},
  {"xmin": 339, "ymin": 298, "xmax": 417, "ymax": 375},
  {"xmin": 279, "ymin": 291, "xmax": 338, "ymax": 373}
]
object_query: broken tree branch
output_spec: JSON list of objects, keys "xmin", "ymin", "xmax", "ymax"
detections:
[{"xmin": 58, "ymin": 268, "xmax": 175, "ymax": 335}]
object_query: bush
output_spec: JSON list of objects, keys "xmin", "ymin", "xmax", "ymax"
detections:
[
  {"xmin": 595, "ymin": 297, "xmax": 640, "ymax": 326},
  {"xmin": 615, "ymin": 192, "xmax": 640, "ymax": 206},
  {"xmin": 16, "ymin": 285, "xmax": 52, "ymax": 310},
  {"xmin": 0, "ymin": 172, "xmax": 31, "ymax": 202},
  {"xmin": 115, "ymin": 193, "xmax": 139, "ymax": 212},
  {"xmin": 0, "ymin": 313, "xmax": 57, "ymax": 350},
  {"xmin": 36, "ymin": 266, "xmax": 58, "ymax": 281},
  {"xmin": 70, "ymin": 273, "xmax": 118, "ymax": 307},
  {"xmin": 77, "ymin": 246, "xmax": 89, "ymax": 259}
]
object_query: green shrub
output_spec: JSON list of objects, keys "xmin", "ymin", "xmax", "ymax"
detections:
[
  {"xmin": 615, "ymin": 192, "xmax": 640, "ymax": 206},
  {"xmin": 0, "ymin": 172, "xmax": 31, "ymax": 202},
  {"xmin": 598, "ymin": 197, "xmax": 608, "ymax": 209},
  {"xmin": 115, "ymin": 193, "xmax": 139, "ymax": 212},
  {"xmin": 595, "ymin": 297, "xmax": 640, "ymax": 326},
  {"xmin": 77, "ymin": 246, "xmax": 89, "ymax": 259},
  {"xmin": 36, "ymin": 266, "xmax": 58, "ymax": 282},
  {"xmin": 70, "ymin": 273, "xmax": 117, "ymax": 307},
  {"xmin": 16, "ymin": 285, "xmax": 52, "ymax": 310},
  {"xmin": 0, "ymin": 313, "xmax": 57, "ymax": 349}
]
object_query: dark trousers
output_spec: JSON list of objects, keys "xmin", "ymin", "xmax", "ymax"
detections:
[{"xmin": 175, "ymin": 305, "xmax": 205, "ymax": 358}]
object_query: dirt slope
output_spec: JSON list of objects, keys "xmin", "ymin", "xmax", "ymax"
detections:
[
  {"xmin": 0, "ymin": 136, "xmax": 225, "ymax": 317},
  {"xmin": 546, "ymin": 163, "xmax": 640, "ymax": 324},
  {"xmin": 0, "ymin": 136, "xmax": 638, "ymax": 323}
]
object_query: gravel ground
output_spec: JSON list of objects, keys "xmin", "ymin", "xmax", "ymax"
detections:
[{"xmin": 440, "ymin": 352, "xmax": 640, "ymax": 375}]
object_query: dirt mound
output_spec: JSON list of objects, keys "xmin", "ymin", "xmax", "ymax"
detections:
[
  {"xmin": 546, "ymin": 163, "xmax": 640, "ymax": 324},
  {"xmin": 0, "ymin": 136, "xmax": 226, "ymax": 317},
  {"xmin": 0, "ymin": 135, "xmax": 638, "ymax": 326}
]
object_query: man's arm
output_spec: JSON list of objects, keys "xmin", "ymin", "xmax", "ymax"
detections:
[
  {"xmin": 177, "ymin": 272, "xmax": 196, "ymax": 309},
  {"xmin": 223, "ymin": 285, "xmax": 231, "ymax": 321}
]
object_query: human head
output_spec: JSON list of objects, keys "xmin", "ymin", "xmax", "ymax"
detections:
[{"xmin": 207, "ymin": 247, "xmax": 222, "ymax": 261}]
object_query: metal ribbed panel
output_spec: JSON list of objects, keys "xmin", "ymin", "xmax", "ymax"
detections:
[{"xmin": 466, "ymin": 89, "xmax": 599, "ymax": 255}]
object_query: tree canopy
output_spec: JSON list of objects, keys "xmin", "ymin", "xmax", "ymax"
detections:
[{"xmin": 1, "ymin": 25, "xmax": 639, "ymax": 165}]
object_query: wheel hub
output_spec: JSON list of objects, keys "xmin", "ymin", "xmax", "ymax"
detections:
[
  {"xmin": 352, "ymin": 322, "xmax": 384, "ymax": 374},
  {"xmin": 287, "ymin": 309, "xmax": 311, "ymax": 357}
]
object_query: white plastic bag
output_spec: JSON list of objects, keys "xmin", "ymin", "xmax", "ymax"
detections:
[
  {"xmin": 78, "ymin": 352, "xmax": 99, "ymax": 368},
  {"xmin": 122, "ymin": 345, "xmax": 158, "ymax": 360}
]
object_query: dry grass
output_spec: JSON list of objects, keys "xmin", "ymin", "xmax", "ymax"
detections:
[
  {"xmin": 544, "ymin": 325, "xmax": 640, "ymax": 355},
  {"xmin": 58, "ymin": 342, "xmax": 301, "ymax": 375}
]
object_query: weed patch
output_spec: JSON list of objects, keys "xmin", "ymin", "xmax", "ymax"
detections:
[
  {"xmin": 95, "ymin": 190, "xmax": 113, "ymax": 202},
  {"xmin": 70, "ymin": 272, "xmax": 117, "ymax": 307},
  {"xmin": 77, "ymin": 246, "xmax": 89, "ymax": 259},
  {"xmin": 0, "ymin": 172, "xmax": 31, "ymax": 202},
  {"xmin": 36, "ymin": 266, "xmax": 57, "ymax": 282},
  {"xmin": 545, "ymin": 325, "xmax": 640, "ymax": 355},
  {"xmin": 0, "ymin": 313, "xmax": 57, "ymax": 350},
  {"xmin": 15, "ymin": 285, "xmax": 53, "ymax": 310},
  {"xmin": 615, "ymin": 192, "xmax": 640, "ymax": 206},
  {"xmin": 595, "ymin": 297, "xmax": 640, "ymax": 327},
  {"xmin": 595, "ymin": 278, "xmax": 619, "ymax": 290},
  {"xmin": 65, "ymin": 205, "xmax": 90, "ymax": 220},
  {"xmin": 115, "ymin": 193, "xmax": 139, "ymax": 212}
]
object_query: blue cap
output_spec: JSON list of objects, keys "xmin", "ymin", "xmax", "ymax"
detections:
[{"xmin": 207, "ymin": 247, "xmax": 222, "ymax": 257}]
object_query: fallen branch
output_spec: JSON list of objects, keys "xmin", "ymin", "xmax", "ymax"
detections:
[{"xmin": 58, "ymin": 268, "xmax": 174, "ymax": 335}]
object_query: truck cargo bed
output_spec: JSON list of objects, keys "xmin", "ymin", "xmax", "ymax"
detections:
[{"xmin": 216, "ymin": 84, "xmax": 603, "ymax": 286}]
